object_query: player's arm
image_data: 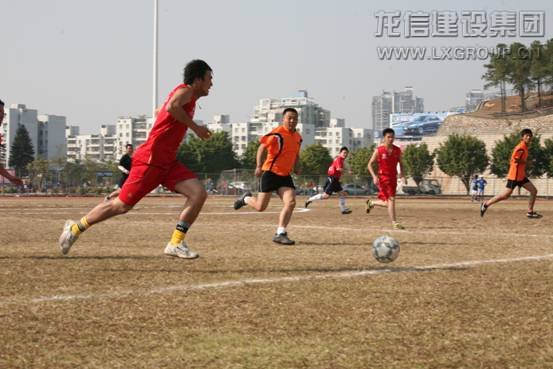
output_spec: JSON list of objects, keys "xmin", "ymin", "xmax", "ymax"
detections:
[
  {"xmin": 398, "ymin": 155, "xmax": 407, "ymax": 184},
  {"xmin": 255, "ymin": 143, "xmax": 267, "ymax": 177},
  {"xmin": 117, "ymin": 165, "xmax": 129, "ymax": 175},
  {"xmin": 0, "ymin": 165, "xmax": 23, "ymax": 186},
  {"xmin": 513, "ymin": 149, "xmax": 525, "ymax": 164},
  {"xmin": 367, "ymin": 149, "xmax": 379, "ymax": 184},
  {"xmin": 166, "ymin": 87, "xmax": 211, "ymax": 140},
  {"xmin": 293, "ymin": 153, "xmax": 302, "ymax": 175}
]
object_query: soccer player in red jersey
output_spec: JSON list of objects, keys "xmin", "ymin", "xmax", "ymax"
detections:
[
  {"xmin": 0, "ymin": 99, "xmax": 23, "ymax": 186},
  {"xmin": 480, "ymin": 128, "xmax": 540, "ymax": 218},
  {"xmin": 366, "ymin": 128, "xmax": 406, "ymax": 229},
  {"xmin": 304, "ymin": 147, "xmax": 352, "ymax": 214},
  {"xmin": 233, "ymin": 108, "xmax": 302, "ymax": 245},
  {"xmin": 59, "ymin": 60, "xmax": 213, "ymax": 258}
]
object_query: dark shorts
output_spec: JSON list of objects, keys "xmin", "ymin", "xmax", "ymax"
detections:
[
  {"xmin": 323, "ymin": 176, "xmax": 343, "ymax": 195},
  {"xmin": 260, "ymin": 171, "xmax": 295, "ymax": 193},
  {"xmin": 506, "ymin": 177, "xmax": 530, "ymax": 189}
]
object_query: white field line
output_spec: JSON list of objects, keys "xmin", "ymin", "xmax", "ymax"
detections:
[{"xmin": 2, "ymin": 253, "xmax": 553, "ymax": 307}]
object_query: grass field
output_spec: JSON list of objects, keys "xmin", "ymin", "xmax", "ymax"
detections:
[{"xmin": 1, "ymin": 195, "xmax": 553, "ymax": 369}]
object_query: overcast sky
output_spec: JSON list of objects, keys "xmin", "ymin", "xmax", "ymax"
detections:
[{"xmin": 1, "ymin": 0, "xmax": 551, "ymax": 133}]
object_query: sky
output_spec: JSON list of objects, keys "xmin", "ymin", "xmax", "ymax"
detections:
[{"xmin": 1, "ymin": 0, "xmax": 552, "ymax": 133}]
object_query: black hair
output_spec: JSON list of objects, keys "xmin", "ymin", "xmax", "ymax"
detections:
[
  {"xmin": 521, "ymin": 128, "xmax": 533, "ymax": 137},
  {"xmin": 183, "ymin": 60, "xmax": 212, "ymax": 85},
  {"xmin": 125, "ymin": 144, "xmax": 133, "ymax": 149},
  {"xmin": 339, "ymin": 146, "xmax": 349, "ymax": 152},
  {"xmin": 283, "ymin": 108, "xmax": 298, "ymax": 116},
  {"xmin": 0, "ymin": 99, "xmax": 4, "ymax": 106},
  {"xmin": 382, "ymin": 128, "xmax": 395, "ymax": 136}
]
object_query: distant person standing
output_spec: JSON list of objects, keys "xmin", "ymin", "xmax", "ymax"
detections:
[
  {"xmin": 476, "ymin": 176, "xmax": 487, "ymax": 202},
  {"xmin": 106, "ymin": 144, "xmax": 134, "ymax": 200},
  {"xmin": 0, "ymin": 99, "xmax": 23, "ymax": 186},
  {"xmin": 470, "ymin": 175, "xmax": 479, "ymax": 202}
]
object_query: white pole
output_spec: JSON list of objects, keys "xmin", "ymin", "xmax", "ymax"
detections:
[{"xmin": 153, "ymin": 0, "xmax": 159, "ymax": 118}]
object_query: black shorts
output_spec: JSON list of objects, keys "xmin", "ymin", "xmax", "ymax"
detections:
[
  {"xmin": 260, "ymin": 171, "xmax": 295, "ymax": 193},
  {"xmin": 506, "ymin": 177, "xmax": 530, "ymax": 189},
  {"xmin": 323, "ymin": 176, "xmax": 343, "ymax": 195}
]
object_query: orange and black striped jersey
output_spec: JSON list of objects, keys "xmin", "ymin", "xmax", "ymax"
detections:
[
  {"xmin": 260, "ymin": 125, "xmax": 302, "ymax": 176},
  {"xmin": 507, "ymin": 141, "xmax": 529, "ymax": 181}
]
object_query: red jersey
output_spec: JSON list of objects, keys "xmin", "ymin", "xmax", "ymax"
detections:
[
  {"xmin": 376, "ymin": 144, "xmax": 401, "ymax": 178},
  {"xmin": 133, "ymin": 84, "xmax": 196, "ymax": 168},
  {"xmin": 328, "ymin": 156, "xmax": 345, "ymax": 179}
]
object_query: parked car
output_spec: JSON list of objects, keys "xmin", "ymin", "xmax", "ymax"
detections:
[
  {"xmin": 342, "ymin": 184, "xmax": 369, "ymax": 195},
  {"xmin": 401, "ymin": 179, "xmax": 441, "ymax": 195}
]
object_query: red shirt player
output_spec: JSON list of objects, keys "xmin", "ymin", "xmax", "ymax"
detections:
[
  {"xmin": 305, "ymin": 147, "xmax": 352, "ymax": 214},
  {"xmin": 59, "ymin": 60, "xmax": 214, "ymax": 259},
  {"xmin": 366, "ymin": 128, "xmax": 406, "ymax": 229}
]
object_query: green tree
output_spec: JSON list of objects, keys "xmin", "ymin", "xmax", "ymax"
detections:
[
  {"xmin": 9, "ymin": 124, "xmax": 35, "ymax": 177},
  {"xmin": 240, "ymin": 140, "xmax": 260, "ymax": 169},
  {"xmin": 177, "ymin": 132, "xmax": 239, "ymax": 175},
  {"xmin": 482, "ymin": 43, "xmax": 510, "ymax": 113},
  {"xmin": 435, "ymin": 134, "xmax": 489, "ymax": 194},
  {"xmin": 507, "ymin": 42, "xmax": 534, "ymax": 112},
  {"xmin": 300, "ymin": 144, "xmax": 332, "ymax": 176},
  {"xmin": 348, "ymin": 146, "xmax": 375, "ymax": 177},
  {"xmin": 402, "ymin": 143, "xmax": 434, "ymax": 186},
  {"xmin": 543, "ymin": 138, "xmax": 553, "ymax": 178},
  {"xmin": 530, "ymin": 41, "xmax": 548, "ymax": 107},
  {"xmin": 27, "ymin": 158, "xmax": 51, "ymax": 191},
  {"xmin": 491, "ymin": 132, "xmax": 547, "ymax": 178},
  {"xmin": 61, "ymin": 160, "xmax": 85, "ymax": 192}
]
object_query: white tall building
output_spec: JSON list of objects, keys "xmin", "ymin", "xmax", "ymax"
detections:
[
  {"xmin": 115, "ymin": 115, "xmax": 154, "ymax": 156},
  {"xmin": 66, "ymin": 124, "xmax": 116, "ymax": 163},
  {"xmin": 2, "ymin": 104, "xmax": 67, "ymax": 166}
]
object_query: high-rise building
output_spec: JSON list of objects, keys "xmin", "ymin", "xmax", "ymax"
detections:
[
  {"xmin": 2, "ymin": 104, "xmax": 67, "ymax": 166},
  {"xmin": 372, "ymin": 87, "xmax": 424, "ymax": 135},
  {"xmin": 372, "ymin": 91, "xmax": 393, "ymax": 134},
  {"xmin": 115, "ymin": 115, "xmax": 154, "ymax": 156}
]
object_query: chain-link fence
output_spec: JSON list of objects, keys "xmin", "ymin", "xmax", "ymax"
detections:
[{"xmin": 2, "ymin": 170, "xmax": 553, "ymax": 198}]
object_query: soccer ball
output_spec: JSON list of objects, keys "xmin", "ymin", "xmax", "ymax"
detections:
[{"xmin": 372, "ymin": 235, "xmax": 400, "ymax": 263}]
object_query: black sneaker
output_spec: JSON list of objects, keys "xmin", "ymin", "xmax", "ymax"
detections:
[
  {"xmin": 272, "ymin": 232, "xmax": 295, "ymax": 245},
  {"xmin": 233, "ymin": 191, "xmax": 252, "ymax": 210},
  {"xmin": 341, "ymin": 208, "xmax": 352, "ymax": 214},
  {"xmin": 304, "ymin": 200, "xmax": 312, "ymax": 208},
  {"xmin": 527, "ymin": 211, "xmax": 543, "ymax": 219},
  {"xmin": 480, "ymin": 202, "xmax": 488, "ymax": 217}
]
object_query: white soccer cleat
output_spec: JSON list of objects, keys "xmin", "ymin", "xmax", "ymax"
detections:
[
  {"xmin": 164, "ymin": 242, "xmax": 199, "ymax": 259},
  {"xmin": 59, "ymin": 220, "xmax": 79, "ymax": 255}
]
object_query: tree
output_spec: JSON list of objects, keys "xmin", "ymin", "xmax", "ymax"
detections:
[
  {"xmin": 491, "ymin": 132, "xmax": 547, "ymax": 178},
  {"xmin": 348, "ymin": 146, "xmax": 375, "ymax": 177},
  {"xmin": 27, "ymin": 158, "xmax": 51, "ymax": 191},
  {"xmin": 402, "ymin": 143, "xmax": 434, "ymax": 186},
  {"xmin": 240, "ymin": 140, "xmax": 260, "ymax": 169},
  {"xmin": 300, "ymin": 144, "xmax": 332, "ymax": 177},
  {"xmin": 177, "ymin": 132, "xmax": 239, "ymax": 175},
  {"xmin": 9, "ymin": 124, "xmax": 35, "ymax": 177},
  {"xmin": 530, "ymin": 41, "xmax": 548, "ymax": 107},
  {"xmin": 435, "ymin": 134, "xmax": 489, "ymax": 194},
  {"xmin": 482, "ymin": 43, "xmax": 510, "ymax": 113},
  {"xmin": 543, "ymin": 138, "xmax": 553, "ymax": 178},
  {"xmin": 507, "ymin": 42, "xmax": 534, "ymax": 112}
]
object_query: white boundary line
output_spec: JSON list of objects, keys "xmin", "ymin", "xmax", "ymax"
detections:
[{"xmin": 2, "ymin": 253, "xmax": 553, "ymax": 307}]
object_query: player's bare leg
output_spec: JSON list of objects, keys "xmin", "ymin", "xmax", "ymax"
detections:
[
  {"xmin": 522, "ymin": 181, "xmax": 541, "ymax": 218},
  {"xmin": 59, "ymin": 197, "xmax": 132, "ymax": 255},
  {"xmin": 273, "ymin": 187, "xmax": 296, "ymax": 245},
  {"xmin": 164, "ymin": 178, "xmax": 208, "ymax": 259},
  {"xmin": 480, "ymin": 188, "xmax": 513, "ymax": 217},
  {"xmin": 244, "ymin": 192, "xmax": 272, "ymax": 212}
]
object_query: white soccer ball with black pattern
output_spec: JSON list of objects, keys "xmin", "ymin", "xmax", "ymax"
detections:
[{"xmin": 372, "ymin": 235, "xmax": 400, "ymax": 263}]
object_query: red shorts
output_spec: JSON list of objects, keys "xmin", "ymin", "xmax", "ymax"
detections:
[
  {"xmin": 378, "ymin": 177, "xmax": 397, "ymax": 201},
  {"xmin": 118, "ymin": 161, "xmax": 197, "ymax": 206}
]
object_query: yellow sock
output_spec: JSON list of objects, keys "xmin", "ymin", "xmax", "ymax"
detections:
[
  {"xmin": 71, "ymin": 217, "xmax": 90, "ymax": 236},
  {"xmin": 170, "ymin": 229, "xmax": 186, "ymax": 245}
]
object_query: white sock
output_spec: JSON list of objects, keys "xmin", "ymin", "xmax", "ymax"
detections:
[
  {"xmin": 339, "ymin": 196, "xmax": 346, "ymax": 211},
  {"xmin": 308, "ymin": 194, "xmax": 324, "ymax": 202},
  {"xmin": 244, "ymin": 196, "xmax": 252, "ymax": 205},
  {"xmin": 276, "ymin": 227, "xmax": 286, "ymax": 235}
]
